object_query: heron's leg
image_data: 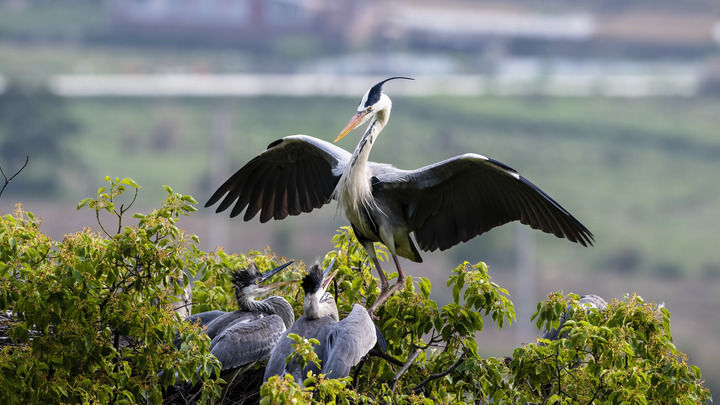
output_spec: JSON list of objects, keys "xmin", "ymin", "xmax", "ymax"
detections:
[
  {"xmin": 391, "ymin": 253, "xmax": 406, "ymax": 285},
  {"xmin": 372, "ymin": 257, "xmax": 390, "ymax": 291},
  {"xmin": 369, "ymin": 254, "xmax": 406, "ymax": 313},
  {"xmin": 364, "ymin": 242, "xmax": 390, "ymax": 291}
]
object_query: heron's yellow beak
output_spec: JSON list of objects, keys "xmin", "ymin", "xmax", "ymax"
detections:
[{"xmin": 335, "ymin": 111, "xmax": 367, "ymax": 142}]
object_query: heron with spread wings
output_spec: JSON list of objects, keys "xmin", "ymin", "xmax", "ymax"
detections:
[{"xmin": 206, "ymin": 77, "xmax": 593, "ymax": 312}]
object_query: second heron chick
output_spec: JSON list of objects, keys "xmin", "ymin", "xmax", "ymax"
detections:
[{"xmin": 264, "ymin": 260, "xmax": 377, "ymax": 384}]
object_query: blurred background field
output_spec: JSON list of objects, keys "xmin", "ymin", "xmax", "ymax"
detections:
[{"xmin": 1, "ymin": 0, "xmax": 719, "ymax": 398}]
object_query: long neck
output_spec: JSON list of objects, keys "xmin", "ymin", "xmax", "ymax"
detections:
[
  {"xmin": 239, "ymin": 295, "xmax": 295, "ymax": 328},
  {"xmin": 351, "ymin": 109, "xmax": 389, "ymax": 174},
  {"xmin": 335, "ymin": 109, "xmax": 389, "ymax": 215},
  {"xmin": 238, "ymin": 294, "xmax": 264, "ymax": 313},
  {"xmin": 303, "ymin": 291, "xmax": 339, "ymax": 321}
]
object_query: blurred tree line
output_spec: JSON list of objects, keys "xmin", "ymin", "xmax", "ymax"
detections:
[{"xmin": 0, "ymin": 83, "xmax": 78, "ymax": 195}]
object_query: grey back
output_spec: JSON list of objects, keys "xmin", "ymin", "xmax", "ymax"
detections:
[
  {"xmin": 210, "ymin": 314, "xmax": 287, "ymax": 371},
  {"xmin": 263, "ymin": 315, "xmax": 336, "ymax": 383},
  {"xmin": 321, "ymin": 304, "xmax": 377, "ymax": 379}
]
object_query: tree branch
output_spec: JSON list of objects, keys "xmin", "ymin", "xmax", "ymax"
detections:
[
  {"xmin": 0, "ymin": 156, "xmax": 29, "ymax": 199},
  {"xmin": 410, "ymin": 350, "xmax": 467, "ymax": 395},
  {"xmin": 369, "ymin": 348, "xmax": 404, "ymax": 367},
  {"xmin": 392, "ymin": 348, "xmax": 422, "ymax": 393}
]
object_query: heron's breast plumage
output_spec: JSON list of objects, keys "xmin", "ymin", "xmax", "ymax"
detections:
[{"xmin": 334, "ymin": 151, "xmax": 379, "ymax": 239}]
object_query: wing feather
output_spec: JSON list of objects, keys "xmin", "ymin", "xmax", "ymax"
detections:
[
  {"xmin": 321, "ymin": 304, "xmax": 377, "ymax": 379},
  {"xmin": 375, "ymin": 154, "xmax": 593, "ymax": 252},
  {"xmin": 260, "ymin": 169, "xmax": 281, "ymax": 223},
  {"xmin": 206, "ymin": 135, "xmax": 351, "ymax": 221},
  {"xmin": 210, "ymin": 315, "xmax": 287, "ymax": 371},
  {"xmin": 273, "ymin": 174, "xmax": 289, "ymax": 220}
]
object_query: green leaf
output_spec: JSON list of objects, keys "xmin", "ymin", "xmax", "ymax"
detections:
[
  {"xmin": 77, "ymin": 198, "xmax": 93, "ymax": 210},
  {"xmin": 419, "ymin": 277, "xmax": 432, "ymax": 298},
  {"xmin": 120, "ymin": 177, "xmax": 141, "ymax": 188}
]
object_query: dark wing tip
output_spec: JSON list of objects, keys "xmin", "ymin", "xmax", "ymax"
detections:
[
  {"xmin": 578, "ymin": 227, "xmax": 595, "ymax": 247},
  {"xmin": 205, "ymin": 190, "xmax": 226, "ymax": 208}
]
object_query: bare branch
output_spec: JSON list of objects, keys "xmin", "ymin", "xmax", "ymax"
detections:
[
  {"xmin": 95, "ymin": 206, "xmax": 112, "ymax": 238},
  {"xmin": 0, "ymin": 156, "xmax": 29, "ymax": 199},
  {"xmin": 391, "ymin": 348, "xmax": 422, "ymax": 393},
  {"xmin": 410, "ymin": 350, "xmax": 467, "ymax": 395},
  {"xmin": 368, "ymin": 348, "xmax": 404, "ymax": 367}
]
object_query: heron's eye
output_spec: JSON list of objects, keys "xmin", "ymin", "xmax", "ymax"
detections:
[{"xmin": 367, "ymin": 106, "xmax": 373, "ymax": 112}]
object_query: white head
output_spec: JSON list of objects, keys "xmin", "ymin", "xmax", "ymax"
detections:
[
  {"xmin": 301, "ymin": 260, "xmax": 339, "ymax": 321},
  {"xmin": 335, "ymin": 76, "xmax": 414, "ymax": 142}
]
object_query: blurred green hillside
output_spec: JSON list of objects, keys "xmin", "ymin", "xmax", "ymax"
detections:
[{"xmin": 19, "ymin": 95, "xmax": 711, "ymax": 279}]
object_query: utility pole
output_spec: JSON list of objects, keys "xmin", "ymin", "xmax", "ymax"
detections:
[
  {"xmin": 207, "ymin": 101, "xmax": 232, "ymax": 252},
  {"xmin": 515, "ymin": 223, "xmax": 536, "ymax": 346}
]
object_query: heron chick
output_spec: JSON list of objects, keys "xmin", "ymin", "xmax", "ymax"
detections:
[
  {"xmin": 206, "ymin": 77, "xmax": 593, "ymax": 312},
  {"xmin": 185, "ymin": 261, "xmax": 296, "ymax": 372},
  {"xmin": 264, "ymin": 260, "xmax": 377, "ymax": 384}
]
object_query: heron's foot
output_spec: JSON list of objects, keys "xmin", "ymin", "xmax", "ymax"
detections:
[{"xmin": 368, "ymin": 275, "xmax": 406, "ymax": 315}]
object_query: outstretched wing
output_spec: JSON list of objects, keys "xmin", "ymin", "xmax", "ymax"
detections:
[
  {"xmin": 210, "ymin": 315, "xmax": 286, "ymax": 371},
  {"xmin": 205, "ymin": 135, "xmax": 351, "ymax": 222},
  {"xmin": 374, "ymin": 153, "xmax": 593, "ymax": 252},
  {"xmin": 321, "ymin": 304, "xmax": 377, "ymax": 379}
]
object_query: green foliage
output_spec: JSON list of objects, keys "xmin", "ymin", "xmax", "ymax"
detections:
[
  {"xmin": 285, "ymin": 333, "xmax": 322, "ymax": 371},
  {"xmin": 509, "ymin": 292, "xmax": 713, "ymax": 404},
  {"xmin": 261, "ymin": 227, "xmax": 517, "ymax": 403},
  {"xmin": 0, "ymin": 177, "xmax": 222, "ymax": 404},
  {"xmin": 0, "ymin": 179, "xmax": 711, "ymax": 404},
  {"xmin": 259, "ymin": 227, "xmax": 709, "ymax": 404}
]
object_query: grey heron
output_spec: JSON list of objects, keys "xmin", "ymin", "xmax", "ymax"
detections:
[
  {"xmin": 263, "ymin": 260, "xmax": 377, "ymax": 384},
  {"xmin": 541, "ymin": 294, "xmax": 607, "ymax": 341},
  {"xmin": 205, "ymin": 77, "xmax": 594, "ymax": 311},
  {"xmin": 185, "ymin": 261, "xmax": 296, "ymax": 371}
]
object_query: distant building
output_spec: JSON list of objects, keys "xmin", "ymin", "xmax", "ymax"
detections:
[{"xmin": 108, "ymin": 0, "xmax": 346, "ymax": 35}]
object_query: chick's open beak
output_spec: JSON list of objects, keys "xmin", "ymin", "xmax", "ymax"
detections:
[
  {"xmin": 321, "ymin": 270, "xmax": 339, "ymax": 290},
  {"xmin": 320, "ymin": 257, "xmax": 338, "ymax": 289},
  {"xmin": 260, "ymin": 279, "xmax": 296, "ymax": 291},
  {"xmin": 335, "ymin": 111, "xmax": 367, "ymax": 142},
  {"xmin": 259, "ymin": 261, "xmax": 296, "ymax": 291}
]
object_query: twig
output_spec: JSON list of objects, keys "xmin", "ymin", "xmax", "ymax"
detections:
[
  {"xmin": 352, "ymin": 356, "xmax": 366, "ymax": 388},
  {"xmin": 585, "ymin": 374, "xmax": 605, "ymax": 404},
  {"xmin": 391, "ymin": 348, "xmax": 422, "ymax": 393},
  {"xmin": 115, "ymin": 187, "xmax": 138, "ymax": 234},
  {"xmin": 410, "ymin": 350, "xmax": 467, "ymax": 394},
  {"xmin": 95, "ymin": 206, "xmax": 111, "ymax": 238},
  {"xmin": 369, "ymin": 349, "xmax": 404, "ymax": 367},
  {"xmin": 0, "ymin": 156, "xmax": 29, "ymax": 199}
]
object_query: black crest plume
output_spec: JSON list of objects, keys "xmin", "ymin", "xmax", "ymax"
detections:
[
  {"xmin": 301, "ymin": 264, "xmax": 323, "ymax": 294},
  {"xmin": 364, "ymin": 76, "xmax": 415, "ymax": 107},
  {"xmin": 232, "ymin": 262, "xmax": 262, "ymax": 290}
]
